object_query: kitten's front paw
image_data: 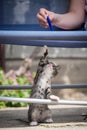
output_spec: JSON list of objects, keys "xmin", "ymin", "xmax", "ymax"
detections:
[
  {"xmin": 50, "ymin": 95, "xmax": 60, "ymax": 101},
  {"xmin": 29, "ymin": 121, "xmax": 38, "ymax": 126}
]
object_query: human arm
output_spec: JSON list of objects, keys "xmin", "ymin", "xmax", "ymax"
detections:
[{"xmin": 36, "ymin": 0, "xmax": 85, "ymax": 30}]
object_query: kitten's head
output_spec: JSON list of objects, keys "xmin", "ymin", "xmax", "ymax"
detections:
[
  {"xmin": 41, "ymin": 62, "xmax": 60, "ymax": 79},
  {"xmin": 38, "ymin": 46, "xmax": 60, "ymax": 77},
  {"xmin": 49, "ymin": 62, "xmax": 60, "ymax": 77},
  {"xmin": 37, "ymin": 45, "xmax": 60, "ymax": 78}
]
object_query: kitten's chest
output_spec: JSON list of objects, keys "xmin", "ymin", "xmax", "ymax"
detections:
[
  {"xmin": 31, "ymin": 78, "xmax": 50, "ymax": 98},
  {"xmin": 38, "ymin": 78, "xmax": 47, "ymax": 87}
]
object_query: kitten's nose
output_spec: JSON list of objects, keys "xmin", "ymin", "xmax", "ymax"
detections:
[{"xmin": 48, "ymin": 64, "xmax": 52, "ymax": 68}]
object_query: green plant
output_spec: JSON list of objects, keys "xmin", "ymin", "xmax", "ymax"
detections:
[
  {"xmin": 0, "ymin": 69, "xmax": 35, "ymax": 108},
  {"xmin": 0, "ymin": 89, "xmax": 31, "ymax": 107}
]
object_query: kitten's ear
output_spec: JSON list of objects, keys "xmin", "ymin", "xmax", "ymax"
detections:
[
  {"xmin": 43, "ymin": 45, "xmax": 48, "ymax": 59},
  {"xmin": 39, "ymin": 45, "xmax": 49, "ymax": 64},
  {"xmin": 57, "ymin": 65, "xmax": 61, "ymax": 70}
]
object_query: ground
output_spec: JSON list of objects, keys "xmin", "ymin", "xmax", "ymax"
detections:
[{"xmin": 0, "ymin": 105, "xmax": 87, "ymax": 130}]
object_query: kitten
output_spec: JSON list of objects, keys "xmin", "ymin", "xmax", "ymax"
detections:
[{"xmin": 28, "ymin": 46, "xmax": 60, "ymax": 126}]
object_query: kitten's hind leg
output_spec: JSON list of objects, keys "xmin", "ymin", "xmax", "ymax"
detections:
[
  {"xmin": 42, "ymin": 108, "xmax": 53, "ymax": 123},
  {"xmin": 28, "ymin": 108, "xmax": 39, "ymax": 126},
  {"xmin": 29, "ymin": 121, "xmax": 38, "ymax": 126},
  {"xmin": 44, "ymin": 118, "xmax": 53, "ymax": 123}
]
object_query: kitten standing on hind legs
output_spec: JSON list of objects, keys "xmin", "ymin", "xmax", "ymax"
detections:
[{"xmin": 28, "ymin": 46, "xmax": 60, "ymax": 126}]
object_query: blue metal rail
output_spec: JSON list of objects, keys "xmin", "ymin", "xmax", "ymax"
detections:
[
  {"xmin": 0, "ymin": 84, "xmax": 87, "ymax": 90},
  {"xmin": 0, "ymin": 31, "xmax": 87, "ymax": 48}
]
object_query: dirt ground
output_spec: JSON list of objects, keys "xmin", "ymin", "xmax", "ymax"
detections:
[{"xmin": 0, "ymin": 105, "xmax": 87, "ymax": 130}]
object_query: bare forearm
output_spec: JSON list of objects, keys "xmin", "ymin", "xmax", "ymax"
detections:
[
  {"xmin": 53, "ymin": 0, "xmax": 85, "ymax": 29},
  {"xmin": 53, "ymin": 12, "xmax": 85, "ymax": 30}
]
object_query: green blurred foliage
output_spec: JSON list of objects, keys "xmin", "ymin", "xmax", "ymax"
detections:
[{"xmin": 0, "ymin": 68, "xmax": 35, "ymax": 108}]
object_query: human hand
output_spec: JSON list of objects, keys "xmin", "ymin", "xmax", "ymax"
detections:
[{"xmin": 36, "ymin": 8, "xmax": 55, "ymax": 28}]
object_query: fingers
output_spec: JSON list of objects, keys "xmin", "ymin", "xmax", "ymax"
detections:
[
  {"xmin": 36, "ymin": 8, "xmax": 49, "ymax": 28},
  {"xmin": 39, "ymin": 8, "xmax": 48, "ymax": 18},
  {"xmin": 38, "ymin": 20, "xmax": 48, "ymax": 28}
]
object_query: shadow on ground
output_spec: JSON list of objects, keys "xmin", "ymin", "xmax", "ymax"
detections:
[{"xmin": 0, "ymin": 106, "xmax": 87, "ymax": 128}]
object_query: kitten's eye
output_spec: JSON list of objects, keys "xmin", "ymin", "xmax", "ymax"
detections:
[
  {"xmin": 53, "ymin": 65, "xmax": 56, "ymax": 68},
  {"xmin": 39, "ymin": 61, "xmax": 44, "ymax": 66},
  {"xmin": 39, "ymin": 63, "xmax": 44, "ymax": 66},
  {"xmin": 39, "ymin": 60, "xmax": 49, "ymax": 67}
]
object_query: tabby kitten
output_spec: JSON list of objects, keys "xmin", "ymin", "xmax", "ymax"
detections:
[{"xmin": 28, "ymin": 46, "xmax": 60, "ymax": 126}]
